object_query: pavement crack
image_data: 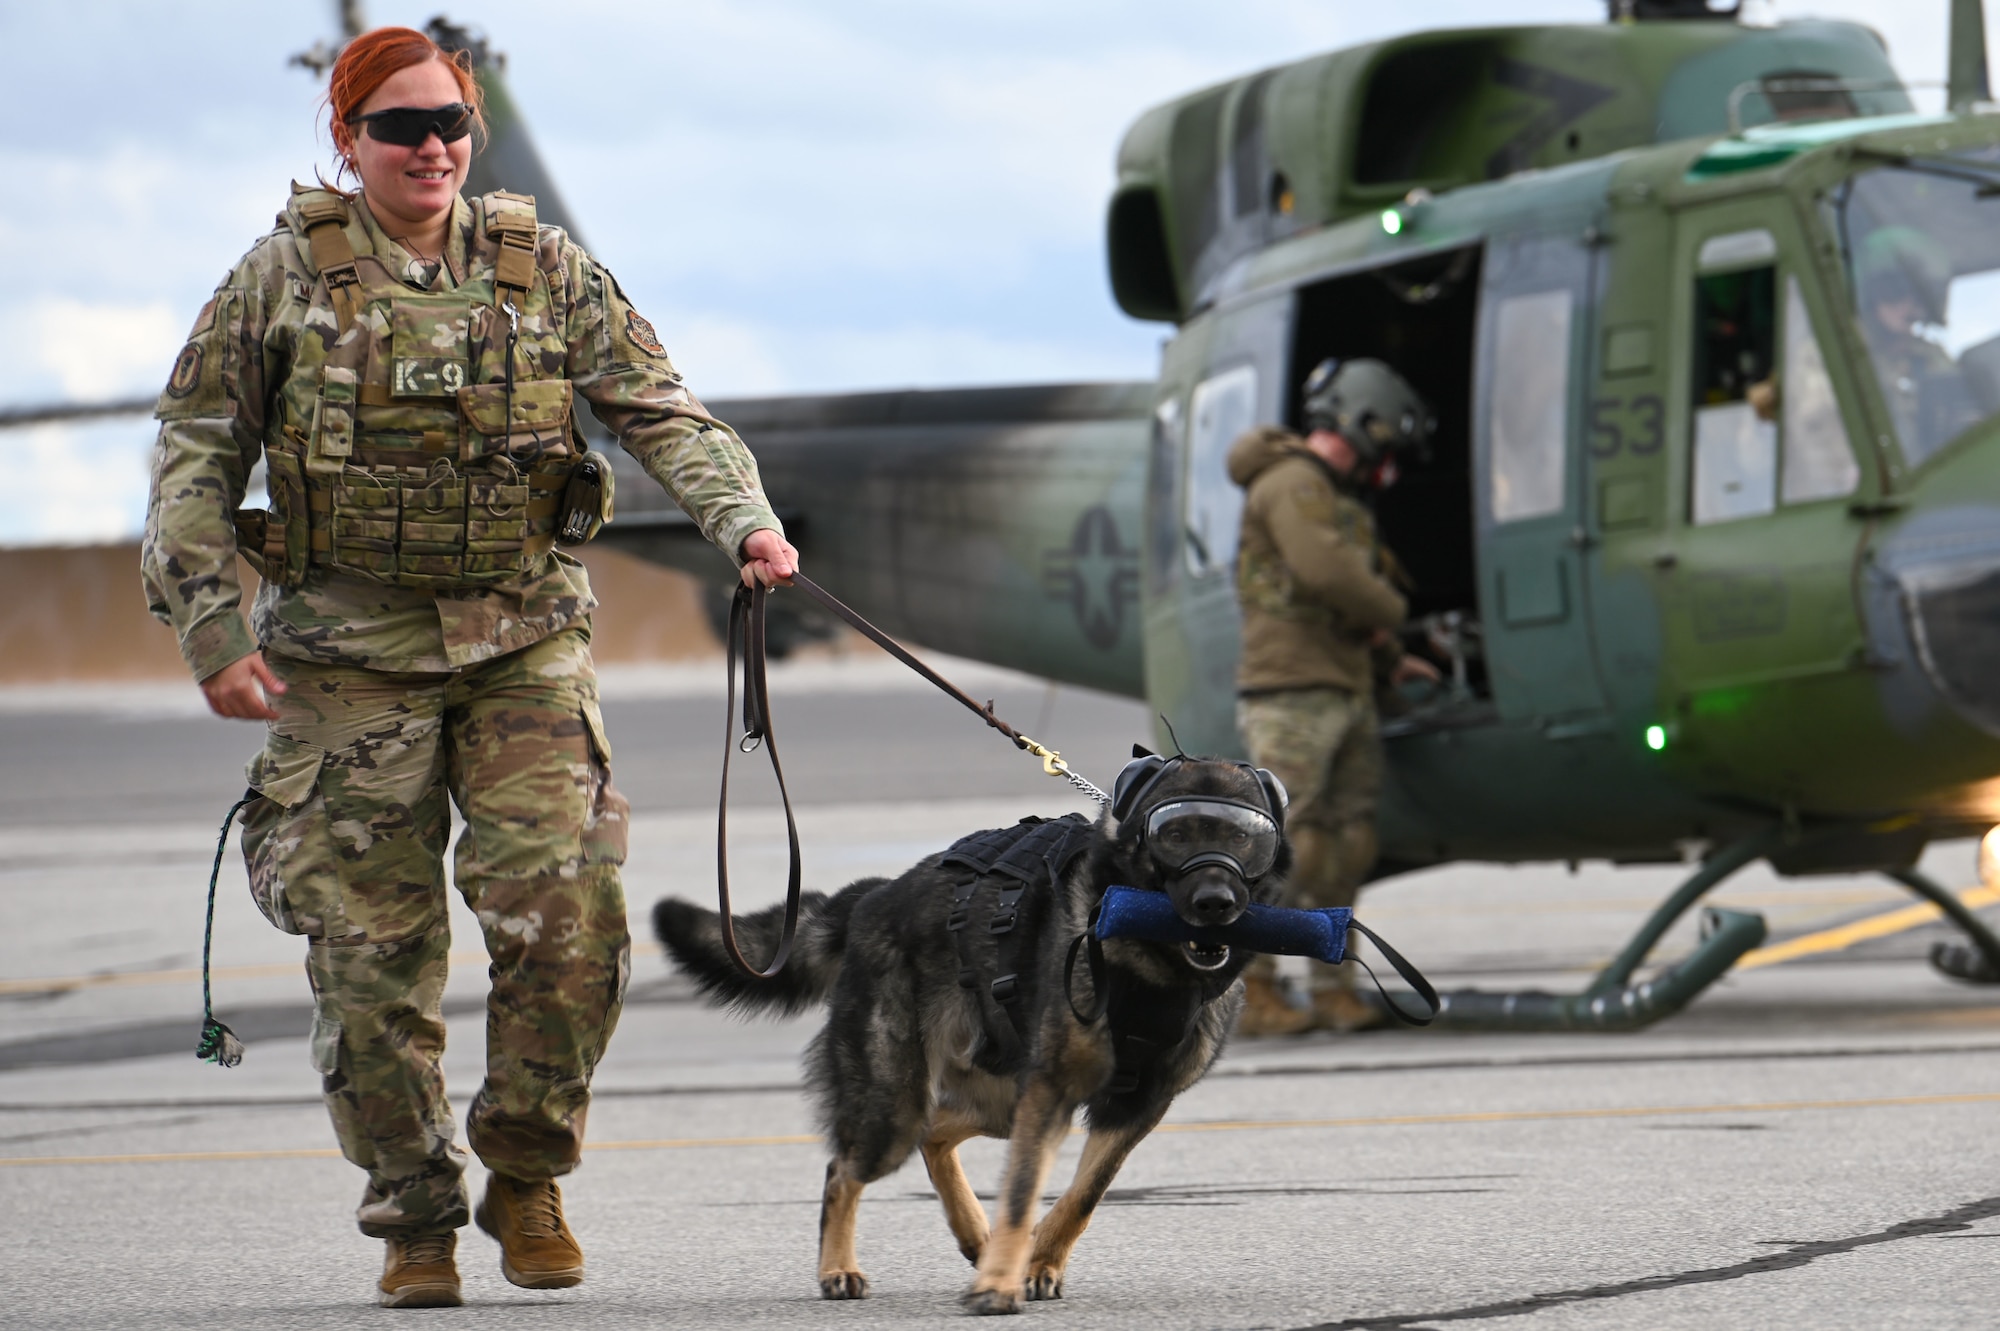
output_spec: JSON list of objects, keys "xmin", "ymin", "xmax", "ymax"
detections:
[{"xmin": 1294, "ymin": 1193, "xmax": 2000, "ymax": 1329}]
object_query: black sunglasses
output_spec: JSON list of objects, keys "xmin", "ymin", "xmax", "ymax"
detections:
[{"xmin": 347, "ymin": 103, "xmax": 475, "ymax": 148}]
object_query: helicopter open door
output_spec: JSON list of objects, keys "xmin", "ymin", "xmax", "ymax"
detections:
[{"xmin": 1285, "ymin": 245, "xmax": 1485, "ymax": 715}]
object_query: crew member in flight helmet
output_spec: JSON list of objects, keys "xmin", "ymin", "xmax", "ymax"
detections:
[
  {"xmin": 141, "ymin": 26, "xmax": 799, "ymax": 1308},
  {"xmin": 1227, "ymin": 358, "xmax": 1438, "ymax": 1035}
]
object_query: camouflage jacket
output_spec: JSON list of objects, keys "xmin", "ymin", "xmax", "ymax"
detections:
[
  {"xmin": 143, "ymin": 189, "xmax": 783, "ymax": 681},
  {"xmin": 1228, "ymin": 425, "xmax": 1406, "ymax": 695}
]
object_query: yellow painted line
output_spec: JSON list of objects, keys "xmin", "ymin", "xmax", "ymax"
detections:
[
  {"xmin": 1737, "ymin": 884, "xmax": 2000, "ymax": 971},
  {"xmin": 0, "ymin": 941, "xmax": 666, "ymax": 997},
  {"xmin": 7, "ymin": 1090, "xmax": 1998, "ymax": 1169}
]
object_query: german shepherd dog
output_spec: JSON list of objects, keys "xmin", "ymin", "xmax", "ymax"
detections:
[{"xmin": 652, "ymin": 754, "xmax": 1289, "ymax": 1314}]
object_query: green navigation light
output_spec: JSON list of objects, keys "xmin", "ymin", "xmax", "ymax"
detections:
[
  {"xmin": 1380, "ymin": 208, "xmax": 1403, "ymax": 236},
  {"xmin": 1645, "ymin": 725, "xmax": 1667, "ymax": 752}
]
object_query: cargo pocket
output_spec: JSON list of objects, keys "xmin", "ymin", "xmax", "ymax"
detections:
[
  {"xmin": 308, "ymin": 1003, "xmax": 344, "ymax": 1077},
  {"xmin": 579, "ymin": 697, "xmax": 629, "ymax": 866},
  {"xmin": 456, "ymin": 379, "xmax": 572, "ymax": 458},
  {"xmin": 242, "ymin": 733, "xmax": 348, "ymax": 937}
]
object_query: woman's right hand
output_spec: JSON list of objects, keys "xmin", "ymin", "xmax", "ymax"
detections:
[{"xmin": 201, "ymin": 651, "xmax": 286, "ymax": 722}]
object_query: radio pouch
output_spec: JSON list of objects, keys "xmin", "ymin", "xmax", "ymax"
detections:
[{"xmin": 557, "ymin": 449, "xmax": 615, "ymax": 545}]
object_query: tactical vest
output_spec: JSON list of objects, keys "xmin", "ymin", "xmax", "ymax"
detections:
[{"xmin": 241, "ymin": 185, "xmax": 575, "ymax": 591}]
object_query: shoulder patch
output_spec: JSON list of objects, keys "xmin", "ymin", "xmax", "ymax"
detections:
[
  {"xmin": 166, "ymin": 343, "xmax": 205, "ymax": 398},
  {"xmin": 624, "ymin": 308, "xmax": 665, "ymax": 357}
]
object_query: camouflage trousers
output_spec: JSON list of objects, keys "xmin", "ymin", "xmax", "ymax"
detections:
[
  {"xmin": 1237, "ymin": 687, "xmax": 1383, "ymax": 994},
  {"xmin": 240, "ymin": 625, "xmax": 631, "ymax": 1238}
]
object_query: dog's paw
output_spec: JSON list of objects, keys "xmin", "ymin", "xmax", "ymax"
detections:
[
  {"xmin": 957, "ymin": 1236, "xmax": 985, "ymax": 1267},
  {"xmin": 960, "ymin": 1282, "xmax": 1024, "ymax": 1316},
  {"xmin": 819, "ymin": 1269, "xmax": 871, "ymax": 1300},
  {"xmin": 1026, "ymin": 1264, "xmax": 1064, "ymax": 1301}
]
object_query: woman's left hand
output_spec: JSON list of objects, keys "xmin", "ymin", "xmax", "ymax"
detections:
[{"xmin": 740, "ymin": 528, "xmax": 800, "ymax": 587}]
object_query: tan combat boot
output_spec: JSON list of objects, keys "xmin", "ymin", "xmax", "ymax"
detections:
[
  {"xmin": 379, "ymin": 1231, "xmax": 463, "ymax": 1308},
  {"xmin": 1311, "ymin": 986, "xmax": 1386, "ymax": 1034},
  {"xmin": 476, "ymin": 1173, "xmax": 586, "ymax": 1289},
  {"xmin": 1236, "ymin": 972, "xmax": 1316, "ymax": 1037}
]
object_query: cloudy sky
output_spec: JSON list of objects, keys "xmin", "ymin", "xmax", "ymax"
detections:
[{"xmin": 0, "ymin": 0, "xmax": 1969, "ymax": 543}]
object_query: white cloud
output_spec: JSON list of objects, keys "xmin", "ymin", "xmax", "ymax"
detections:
[
  {"xmin": 0, "ymin": 421, "xmax": 154, "ymax": 548},
  {"xmin": 29, "ymin": 298, "xmax": 181, "ymax": 401}
]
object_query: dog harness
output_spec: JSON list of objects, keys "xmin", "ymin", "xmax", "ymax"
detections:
[
  {"xmin": 936, "ymin": 815, "xmax": 1244, "ymax": 1097},
  {"xmin": 939, "ymin": 814, "xmax": 1095, "ymax": 1075}
]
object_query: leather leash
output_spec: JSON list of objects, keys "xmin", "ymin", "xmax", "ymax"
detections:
[{"xmin": 716, "ymin": 573, "xmax": 1108, "ymax": 982}]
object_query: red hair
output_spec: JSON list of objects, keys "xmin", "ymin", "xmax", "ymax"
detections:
[{"xmin": 323, "ymin": 27, "xmax": 486, "ymax": 188}]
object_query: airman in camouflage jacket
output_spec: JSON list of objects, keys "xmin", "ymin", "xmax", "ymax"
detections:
[{"xmin": 142, "ymin": 187, "xmax": 783, "ymax": 680}]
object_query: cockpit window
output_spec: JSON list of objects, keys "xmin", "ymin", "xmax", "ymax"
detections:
[{"xmin": 1835, "ymin": 149, "xmax": 2000, "ymax": 467}]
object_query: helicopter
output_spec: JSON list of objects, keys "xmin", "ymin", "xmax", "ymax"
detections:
[
  {"xmin": 16, "ymin": 1, "xmax": 2000, "ymax": 1030},
  {"xmin": 596, "ymin": 0, "xmax": 2000, "ymax": 1030}
]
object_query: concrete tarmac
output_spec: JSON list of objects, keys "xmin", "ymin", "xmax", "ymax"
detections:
[{"xmin": 6, "ymin": 657, "xmax": 2000, "ymax": 1329}]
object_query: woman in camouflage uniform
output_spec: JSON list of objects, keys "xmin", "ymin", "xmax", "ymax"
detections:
[{"xmin": 141, "ymin": 26, "xmax": 798, "ymax": 1308}]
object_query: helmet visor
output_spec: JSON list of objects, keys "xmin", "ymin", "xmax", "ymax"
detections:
[{"xmin": 1143, "ymin": 800, "xmax": 1280, "ymax": 878}]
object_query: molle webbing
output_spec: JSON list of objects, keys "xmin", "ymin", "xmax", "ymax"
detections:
[
  {"xmin": 939, "ymin": 815, "xmax": 1094, "ymax": 1074},
  {"xmin": 295, "ymin": 194, "xmax": 363, "ymax": 336},
  {"xmin": 484, "ymin": 191, "xmax": 539, "ymax": 303}
]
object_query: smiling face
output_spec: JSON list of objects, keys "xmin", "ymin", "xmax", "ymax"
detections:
[{"xmin": 336, "ymin": 58, "xmax": 471, "ymax": 239}]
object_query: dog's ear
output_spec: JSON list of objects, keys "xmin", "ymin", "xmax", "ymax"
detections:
[
  {"xmin": 1112, "ymin": 754, "xmax": 1169, "ymax": 821},
  {"xmin": 1131, "ymin": 743, "xmax": 1155, "ymax": 759},
  {"xmin": 1255, "ymin": 767, "xmax": 1289, "ymax": 818}
]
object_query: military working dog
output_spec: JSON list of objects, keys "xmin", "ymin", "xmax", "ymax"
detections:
[{"xmin": 652, "ymin": 753, "xmax": 1291, "ymax": 1314}]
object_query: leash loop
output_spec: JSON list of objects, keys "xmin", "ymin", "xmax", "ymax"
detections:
[
  {"xmin": 1346, "ymin": 920, "xmax": 1442, "ymax": 1026},
  {"xmin": 716, "ymin": 581, "xmax": 804, "ymax": 980}
]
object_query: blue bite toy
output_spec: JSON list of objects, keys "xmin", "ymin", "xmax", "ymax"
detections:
[
  {"xmin": 1089, "ymin": 884, "xmax": 1439, "ymax": 1025},
  {"xmin": 1095, "ymin": 885, "xmax": 1352, "ymax": 963}
]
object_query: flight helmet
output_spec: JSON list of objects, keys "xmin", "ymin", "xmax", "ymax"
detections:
[{"xmin": 1300, "ymin": 358, "xmax": 1437, "ymax": 469}]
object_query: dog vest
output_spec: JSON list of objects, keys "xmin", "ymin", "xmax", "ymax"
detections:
[
  {"xmin": 939, "ymin": 814, "xmax": 1231, "ymax": 1095},
  {"xmin": 939, "ymin": 815, "xmax": 1094, "ymax": 1076},
  {"xmin": 237, "ymin": 185, "xmax": 573, "ymax": 591}
]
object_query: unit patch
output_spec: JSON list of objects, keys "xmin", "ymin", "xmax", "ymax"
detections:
[
  {"xmin": 624, "ymin": 308, "xmax": 665, "ymax": 357},
  {"xmin": 166, "ymin": 343, "xmax": 205, "ymax": 398}
]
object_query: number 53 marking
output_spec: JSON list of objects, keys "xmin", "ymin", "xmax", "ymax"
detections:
[{"xmin": 1587, "ymin": 394, "xmax": 1664, "ymax": 460}]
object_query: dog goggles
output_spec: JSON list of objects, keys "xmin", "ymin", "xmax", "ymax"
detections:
[
  {"xmin": 348, "ymin": 102, "xmax": 476, "ymax": 147},
  {"xmin": 1143, "ymin": 799, "xmax": 1280, "ymax": 880}
]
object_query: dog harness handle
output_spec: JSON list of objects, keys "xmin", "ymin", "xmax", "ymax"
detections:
[{"xmin": 716, "ymin": 581, "xmax": 805, "ymax": 980}]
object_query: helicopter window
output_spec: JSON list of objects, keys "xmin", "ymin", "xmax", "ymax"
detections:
[
  {"xmin": 1690, "ymin": 264, "xmax": 1778, "ymax": 524},
  {"xmin": 1489, "ymin": 288, "xmax": 1572, "ymax": 523},
  {"xmin": 1836, "ymin": 150, "xmax": 2000, "ymax": 467},
  {"xmin": 1780, "ymin": 274, "xmax": 1859, "ymax": 504},
  {"xmin": 1184, "ymin": 364, "xmax": 1258, "ymax": 576}
]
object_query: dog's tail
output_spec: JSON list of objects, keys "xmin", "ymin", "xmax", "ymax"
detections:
[{"xmin": 651, "ymin": 879, "xmax": 878, "ymax": 1017}]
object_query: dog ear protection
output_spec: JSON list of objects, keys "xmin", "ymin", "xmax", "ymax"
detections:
[
  {"xmin": 1111, "ymin": 753, "xmax": 1174, "ymax": 821},
  {"xmin": 1113, "ymin": 751, "xmax": 1290, "ymax": 825},
  {"xmin": 1255, "ymin": 768, "xmax": 1288, "ymax": 818}
]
